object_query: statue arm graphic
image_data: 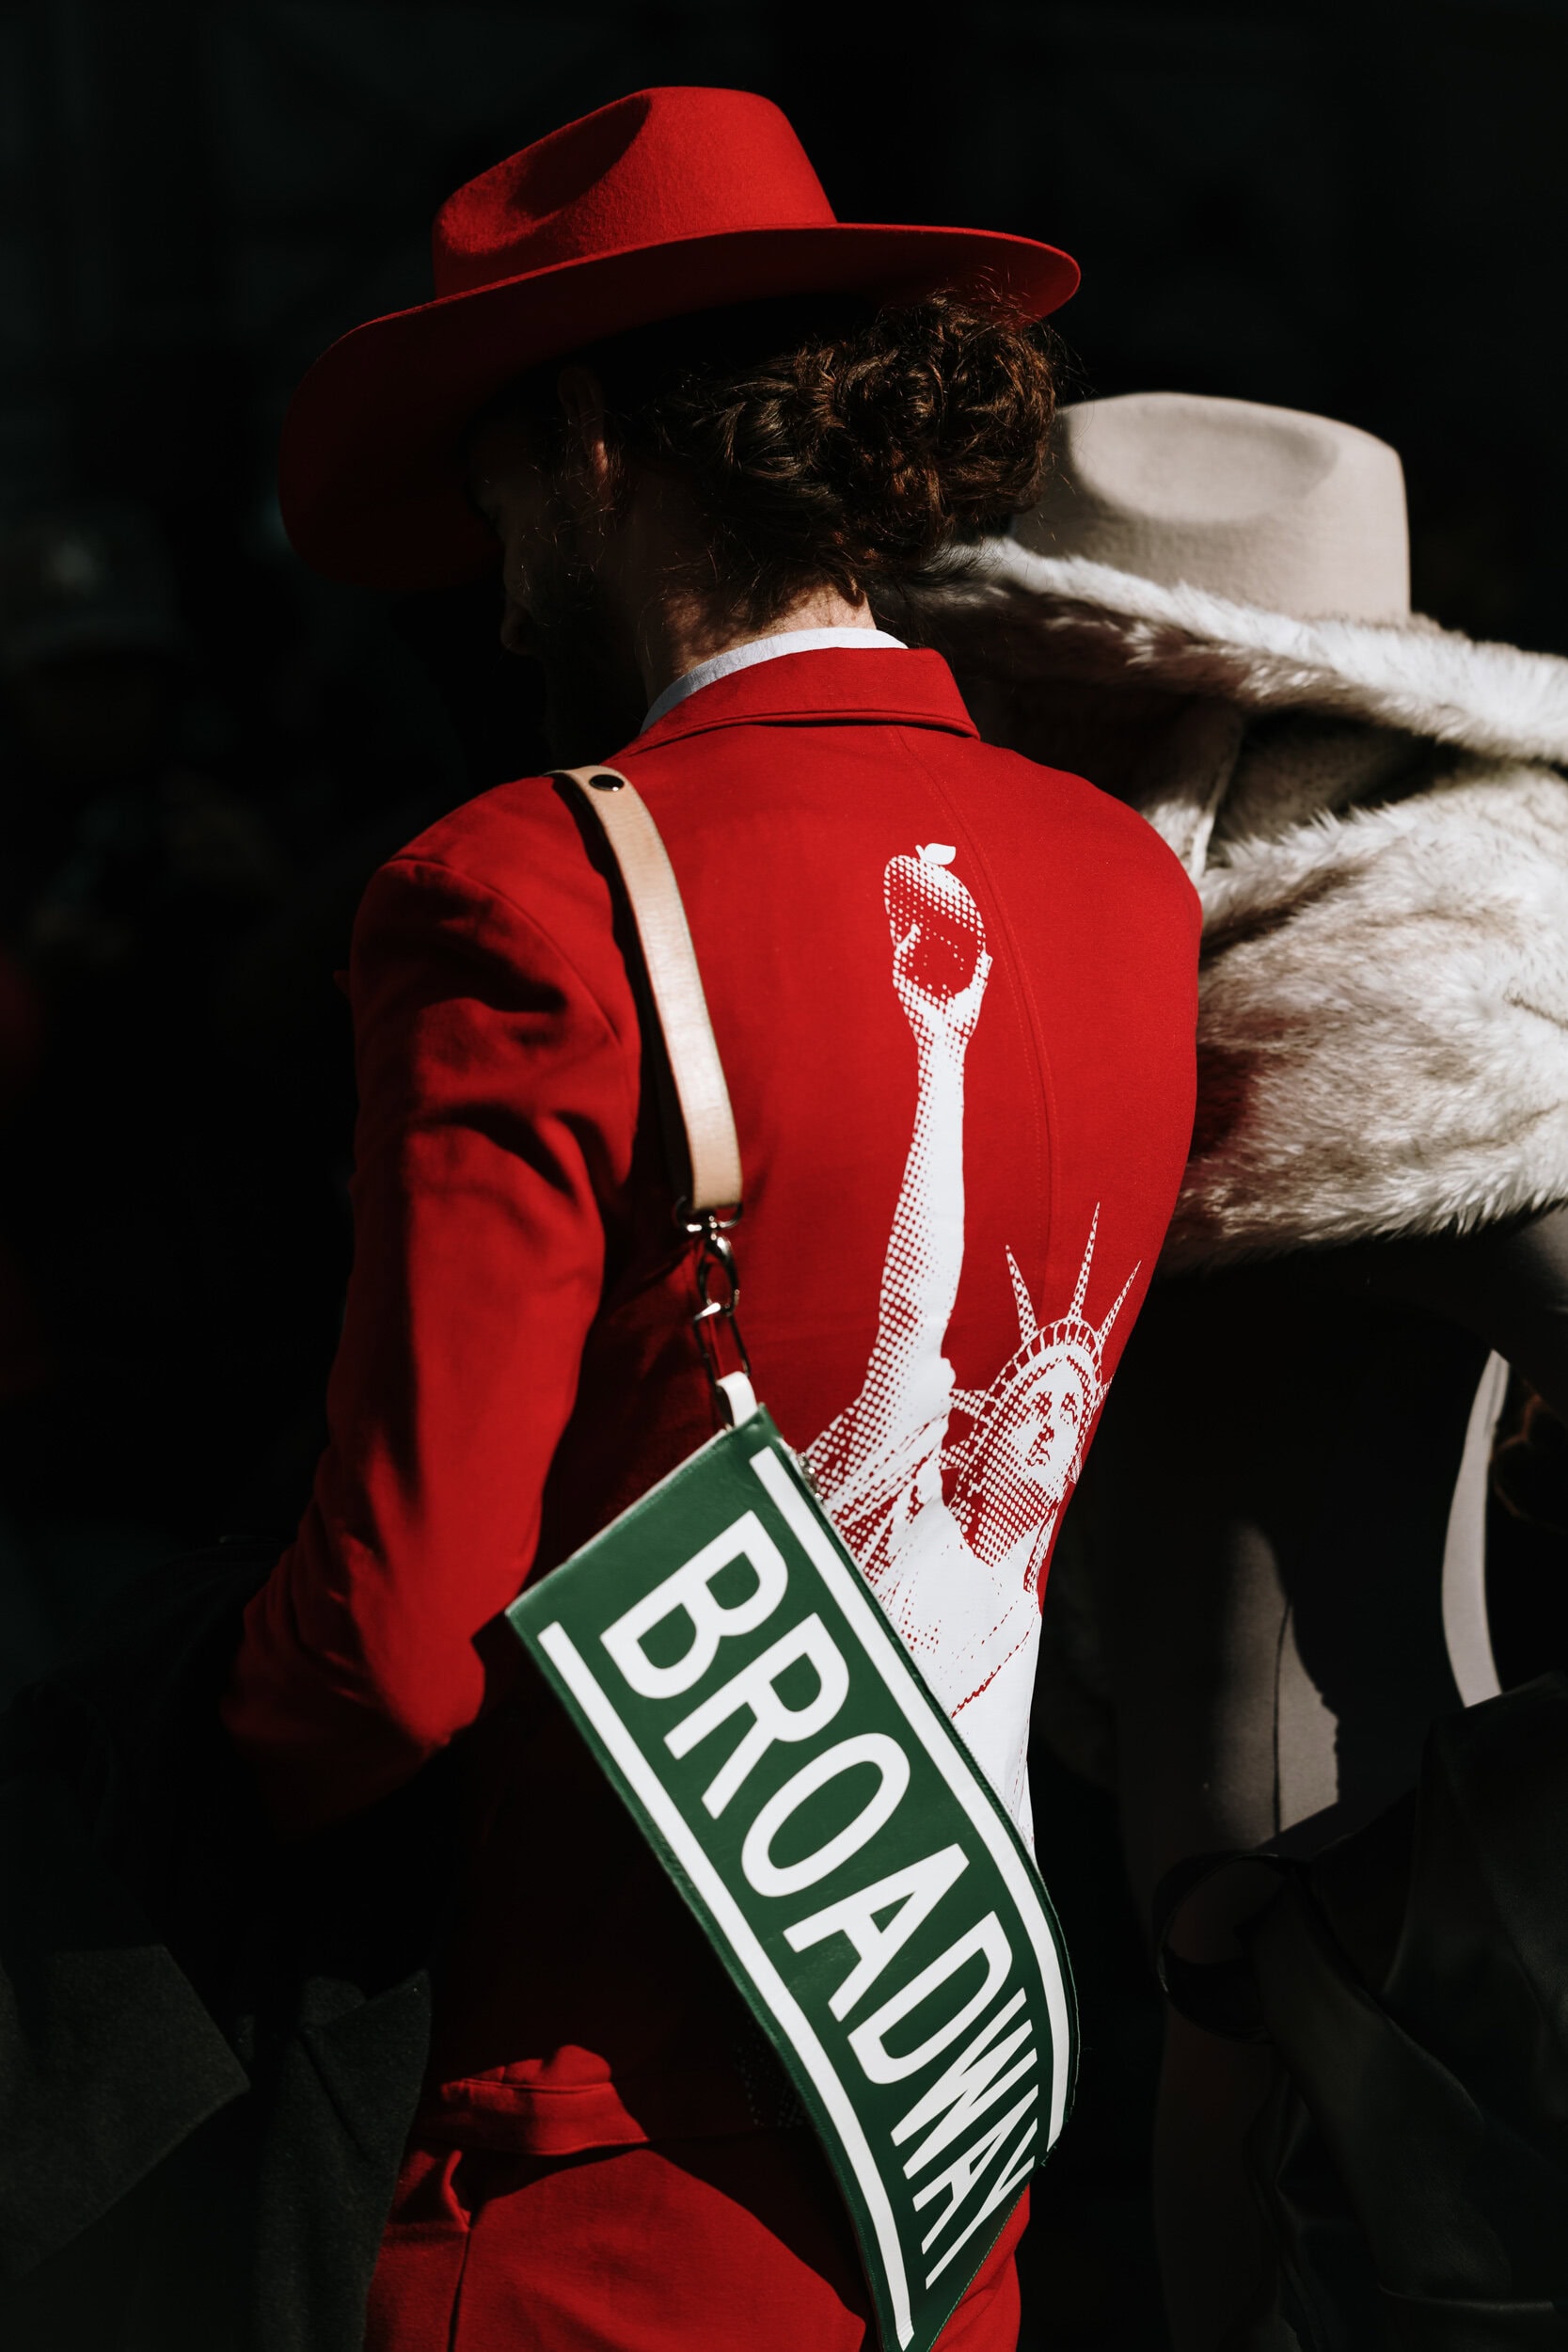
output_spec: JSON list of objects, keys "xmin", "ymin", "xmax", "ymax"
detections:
[{"xmin": 827, "ymin": 874, "xmax": 991, "ymax": 1492}]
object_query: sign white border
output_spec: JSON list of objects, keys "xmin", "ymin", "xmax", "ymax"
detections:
[
  {"xmin": 750, "ymin": 1448, "xmax": 1073, "ymax": 2145},
  {"xmin": 535, "ymin": 1617, "xmax": 917, "ymax": 2348}
]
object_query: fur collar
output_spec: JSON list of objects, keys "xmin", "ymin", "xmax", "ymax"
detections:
[
  {"xmin": 936, "ymin": 545, "xmax": 1568, "ymax": 1264},
  {"xmin": 959, "ymin": 540, "xmax": 1568, "ymax": 766},
  {"xmin": 1166, "ymin": 762, "xmax": 1568, "ymax": 1266}
]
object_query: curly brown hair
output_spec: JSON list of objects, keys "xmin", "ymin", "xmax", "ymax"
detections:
[{"xmin": 497, "ymin": 291, "xmax": 1057, "ymax": 628}]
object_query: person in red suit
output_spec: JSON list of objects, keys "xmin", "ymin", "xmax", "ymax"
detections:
[{"xmin": 224, "ymin": 87, "xmax": 1199, "ymax": 2351}]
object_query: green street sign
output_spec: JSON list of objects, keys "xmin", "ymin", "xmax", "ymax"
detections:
[{"xmin": 507, "ymin": 1401, "xmax": 1077, "ymax": 2352}]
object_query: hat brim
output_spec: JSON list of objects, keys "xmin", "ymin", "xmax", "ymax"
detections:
[{"xmin": 279, "ymin": 222, "xmax": 1080, "ymax": 589}]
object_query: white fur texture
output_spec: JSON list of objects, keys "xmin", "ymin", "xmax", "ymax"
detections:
[
  {"xmin": 963, "ymin": 541, "xmax": 1568, "ymax": 765},
  {"xmin": 937, "ymin": 545, "xmax": 1568, "ymax": 1263},
  {"xmin": 1168, "ymin": 764, "xmax": 1568, "ymax": 1265}
]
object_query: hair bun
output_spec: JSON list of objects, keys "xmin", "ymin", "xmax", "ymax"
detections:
[
  {"xmin": 781, "ymin": 298, "xmax": 1056, "ymax": 576},
  {"xmin": 522, "ymin": 290, "xmax": 1058, "ymax": 627}
]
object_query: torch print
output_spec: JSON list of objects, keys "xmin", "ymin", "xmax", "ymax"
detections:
[{"xmin": 804, "ymin": 844, "xmax": 1135, "ymax": 1846}]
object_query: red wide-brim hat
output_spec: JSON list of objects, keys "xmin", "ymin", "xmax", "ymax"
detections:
[{"xmin": 279, "ymin": 87, "xmax": 1080, "ymax": 590}]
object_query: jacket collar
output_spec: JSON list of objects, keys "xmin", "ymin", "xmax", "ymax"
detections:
[{"xmin": 627, "ymin": 644, "xmax": 979, "ymax": 749}]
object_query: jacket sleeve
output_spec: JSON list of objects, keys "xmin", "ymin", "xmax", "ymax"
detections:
[{"xmin": 222, "ymin": 849, "xmax": 639, "ymax": 1834}]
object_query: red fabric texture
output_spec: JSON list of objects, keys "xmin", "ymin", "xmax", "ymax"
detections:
[
  {"xmin": 366, "ymin": 2133, "xmax": 1027, "ymax": 2352},
  {"xmin": 224, "ymin": 643, "xmax": 1197, "ymax": 2320},
  {"xmin": 278, "ymin": 87, "xmax": 1078, "ymax": 588}
]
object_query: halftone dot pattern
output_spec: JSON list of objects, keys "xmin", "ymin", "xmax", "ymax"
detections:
[
  {"xmin": 946, "ymin": 1214, "xmax": 1137, "ymax": 1567},
  {"xmin": 803, "ymin": 847, "xmax": 1136, "ymax": 1837}
]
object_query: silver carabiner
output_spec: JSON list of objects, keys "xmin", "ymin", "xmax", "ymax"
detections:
[{"xmin": 688, "ymin": 1210, "xmax": 753, "ymax": 1423}]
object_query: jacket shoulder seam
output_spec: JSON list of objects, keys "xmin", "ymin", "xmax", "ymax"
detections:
[{"xmin": 377, "ymin": 850, "xmax": 641, "ymax": 1117}]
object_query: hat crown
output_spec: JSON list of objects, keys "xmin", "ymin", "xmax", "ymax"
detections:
[
  {"xmin": 433, "ymin": 87, "xmax": 836, "ymax": 299},
  {"xmin": 1018, "ymin": 391, "xmax": 1410, "ymax": 623}
]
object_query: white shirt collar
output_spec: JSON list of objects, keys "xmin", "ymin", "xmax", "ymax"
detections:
[{"xmin": 641, "ymin": 626, "xmax": 907, "ymax": 732}]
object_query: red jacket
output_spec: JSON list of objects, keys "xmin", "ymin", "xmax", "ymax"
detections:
[{"xmin": 225, "ymin": 644, "xmax": 1197, "ymax": 2153}]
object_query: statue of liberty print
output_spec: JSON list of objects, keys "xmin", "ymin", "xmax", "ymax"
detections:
[{"xmin": 804, "ymin": 843, "xmax": 1135, "ymax": 1848}]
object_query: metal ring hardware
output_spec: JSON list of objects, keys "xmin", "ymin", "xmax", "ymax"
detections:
[{"xmin": 689, "ymin": 1211, "xmax": 752, "ymax": 1404}]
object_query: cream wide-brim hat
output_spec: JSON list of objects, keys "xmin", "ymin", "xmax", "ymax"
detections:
[
  {"xmin": 957, "ymin": 390, "xmax": 1568, "ymax": 775},
  {"xmin": 1017, "ymin": 389, "xmax": 1412, "ymax": 623}
]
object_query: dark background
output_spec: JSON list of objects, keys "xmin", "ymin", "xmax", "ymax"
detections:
[
  {"xmin": 2, "ymin": 4, "xmax": 1565, "ymax": 2343},
  {"xmin": 11, "ymin": 0, "xmax": 1566, "ymax": 652}
]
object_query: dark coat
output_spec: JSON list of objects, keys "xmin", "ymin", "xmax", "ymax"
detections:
[{"xmin": 0, "ymin": 1543, "xmax": 452, "ymax": 2351}]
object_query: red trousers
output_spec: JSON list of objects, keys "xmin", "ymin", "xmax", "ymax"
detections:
[{"xmin": 366, "ymin": 2127, "xmax": 1026, "ymax": 2352}]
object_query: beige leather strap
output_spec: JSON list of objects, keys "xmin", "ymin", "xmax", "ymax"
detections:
[{"xmin": 556, "ymin": 765, "xmax": 743, "ymax": 1218}]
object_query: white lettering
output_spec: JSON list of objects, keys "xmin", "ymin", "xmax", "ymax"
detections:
[
  {"xmin": 784, "ymin": 1845, "xmax": 970, "ymax": 2020},
  {"xmin": 847, "ymin": 1912, "xmax": 1012, "ymax": 2084},
  {"xmin": 666, "ymin": 1614, "xmax": 849, "ymax": 1818},
  {"xmin": 922, "ymin": 2112, "xmax": 1038, "ymax": 2288},
  {"xmin": 741, "ymin": 1734, "xmax": 911, "ymax": 1897},
  {"xmin": 915, "ymin": 2092, "xmax": 1037, "ymax": 2254},
  {"xmin": 601, "ymin": 1512, "xmax": 787, "ymax": 1699},
  {"xmin": 894, "ymin": 1990, "xmax": 1035, "ymax": 2173}
]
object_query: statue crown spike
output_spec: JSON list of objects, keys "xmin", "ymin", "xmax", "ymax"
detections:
[
  {"xmin": 1006, "ymin": 1248, "xmax": 1037, "ymax": 1345},
  {"xmin": 998, "ymin": 1207, "xmax": 1133, "ymax": 1369},
  {"xmin": 1068, "ymin": 1206, "xmax": 1100, "ymax": 1323},
  {"xmin": 1097, "ymin": 1261, "xmax": 1140, "ymax": 1354}
]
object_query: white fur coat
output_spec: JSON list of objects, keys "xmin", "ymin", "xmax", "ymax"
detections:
[{"xmin": 940, "ymin": 545, "xmax": 1568, "ymax": 1266}]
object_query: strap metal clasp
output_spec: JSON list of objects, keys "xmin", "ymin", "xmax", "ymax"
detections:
[{"xmin": 688, "ymin": 1210, "xmax": 754, "ymax": 1426}]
